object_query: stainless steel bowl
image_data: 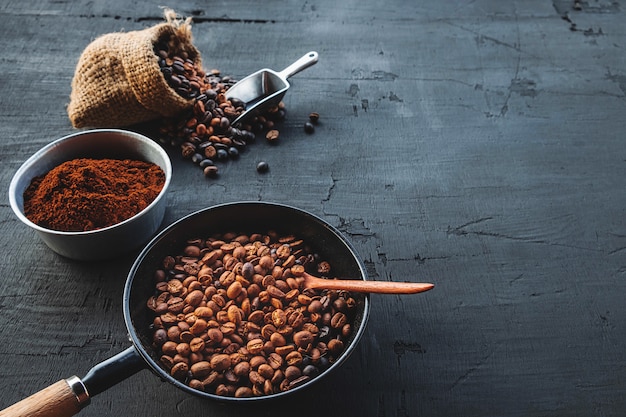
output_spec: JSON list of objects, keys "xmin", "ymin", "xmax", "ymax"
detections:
[{"xmin": 9, "ymin": 129, "xmax": 172, "ymax": 261}]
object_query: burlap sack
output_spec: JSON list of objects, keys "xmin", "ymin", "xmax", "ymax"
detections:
[{"xmin": 68, "ymin": 9, "xmax": 201, "ymax": 128}]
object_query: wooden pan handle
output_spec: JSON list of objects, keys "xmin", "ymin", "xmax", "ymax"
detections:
[{"xmin": 0, "ymin": 376, "xmax": 89, "ymax": 417}]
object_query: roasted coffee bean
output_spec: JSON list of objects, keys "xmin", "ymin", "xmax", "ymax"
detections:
[
  {"xmin": 288, "ymin": 375, "xmax": 310, "ymax": 389},
  {"xmin": 226, "ymin": 281, "xmax": 243, "ymax": 299},
  {"xmin": 330, "ymin": 312, "xmax": 348, "ymax": 329},
  {"xmin": 148, "ymin": 231, "xmax": 363, "ymax": 398},
  {"xmin": 249, "ymin": 355, "xmax": 267, "ymax": 369},
  {"xmin": 284, "ymin": 365, "xmax": 302, "ymax": 381},
  {"xmin": 328, "ymin": 338, "xmax": 344, "ymax": 355},
  {"xmin": 227, "ymin": 147, "xmax": 239, "ymax": 158},
  {"xmin": 293, "ymin": 330, "xmax": 314, "ymax": 349},
  {"xmin": 215, "ymin": 384, "xmax": 231, "ymax": 397},
  {"xmin": 185, "ymin": 290, "xmax": 204, "ymax": 307},
  {"xmin": 216, "ymin": 148, "xmax": 229, "ymax": 161},
  {"xmin": 210, "ymin": 354, "xmax": 232, "ymax": 372},
  {"xmin": 302, "ymin": 364, "xmax": 320, "ymax": 377},
  {"xmin": 285, "ymin": 351, "xmax": 303, "ymax": 366},
  {"xmin": 190, "ymin": 361, "xmax": 212, "ymax": 379},
  {"xmin": 304, "ymin": 122, "xmax": 315, "ymax": 134},
  {"xmin": 233, "ymin": 361, "xmax": 251, "ymax": 377},
  {"xmin": 170, "ymin": 362, "xmax": 189, "ymax": 380},
  {"xmin": 203, "ymin": 165, "xmax": 219, "ymax": 177},
  {"xmin": 257, "ymin": 160, "xmax": 269, "ymax": 176},
  {"xmin": 153, "ymin": 328, "xmax": 167, "ymax": 346},
  {"xmin": 265, "ymin": 130, "xmax": 279, "ymax": 142},
  {"xmin": 246, "ymin": 338, "xmax": 264, "ymax": 355},
  {"xmin": 235, "ymin": 387, "xmax": 253, "ymax": 398}
]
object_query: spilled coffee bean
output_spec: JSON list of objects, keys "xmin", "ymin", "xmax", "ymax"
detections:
[{"xmin": 155, "ymin": 43, "xmax": 289, "ymax": 178}]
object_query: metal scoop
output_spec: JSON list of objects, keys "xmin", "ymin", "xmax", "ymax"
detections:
[{"xmin": 225, "ymin": 51, "xmax": 319, "ymax": 126}]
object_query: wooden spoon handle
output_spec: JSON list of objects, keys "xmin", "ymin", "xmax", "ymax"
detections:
[{"xmin": 303, "ymin": 273, "xmax": 434, "ymax": 294}]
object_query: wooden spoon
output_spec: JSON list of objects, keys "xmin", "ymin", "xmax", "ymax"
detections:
[{"xmin": 302, "ymin": 272, "xmax": 434, "ymax": 294}]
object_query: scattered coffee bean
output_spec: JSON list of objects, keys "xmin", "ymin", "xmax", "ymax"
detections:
[
  {"xmin": 256, "ymin": 161, "xmax": 269, "ymax": 173},
  {"xmin": 265, "ymin": 129, "xmax": 280, "ymax": 142},
  {"xmin": 154, "ymin": 45, "xmax": 288, "ymax": 178},
  {"xmin": 304, "ymin": 122, "xmax": 315, "ymax": 134},
  {"xmin": 203, "ymin": 165, "xmax": 219, "ymax": 177},
  {"xmin": 227, "ymin": 147, "xmax": 239, "ymax": 158},
  {"xmin": 309, "ymin": 112, "xmax": 319, "ymax": 123},
  {"xmin": 147, "ymin": 232, "xmax": 363, "ymax": 398}
]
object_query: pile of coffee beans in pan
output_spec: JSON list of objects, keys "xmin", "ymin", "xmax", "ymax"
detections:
[
  {"xmin": 147, "ymin": 231, "xmax": 363, "ymax": 398},
  {"xmin": 154, "ymin": 41, "xmax": 288, "ymax": 178}
]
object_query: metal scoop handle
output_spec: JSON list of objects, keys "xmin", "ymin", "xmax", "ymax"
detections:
[{"xmin": 278, "ymin": 51, "xmax": 319, "ymax": 80}]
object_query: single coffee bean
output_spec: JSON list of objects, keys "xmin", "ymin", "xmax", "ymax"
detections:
[
  {"xmin": 185, "ymin": 290, "xmax": 204, "ymax": 307},
  {"xmin": 153, "ymin": 328, "xmax": 167, "ymax": 346},
  {"xmin": 331, "ymin": 312, "xmax": 348, "ymax": 329},
  {"xmin": 293, "ymin": 330, "xmax": 314, "ymax": 348},
  {"xmin": 210, "ymin": 354, "xmax": 232, "ymax": 372},
  {"xmin": 284, "ymin": 365, "xmax": 302, "ymax": 381},
  {"xmin": 227, "ymin": 305, "xmax": 243, "ymax": 324},
  {"xmin": 257, "ymin": 363, "xmax": 274, "ymax": 379},
  {"xmin": 203, "ymin": 165, "xmax": 219, "ymax": 177},
  {"xmin": 288, "ymin": 375, "xmax": 310, "ymax": 389},
  {"xmin": 233, "ymin": 361, "xmax": 251, "ymax": 377},
  {"xmin": 235, "ymin": 386, "xmax": 253, "ymax": 398},
  {"xmin": 170, "ymin": 362, "xmax": 189, "ymax": 380},
  {"xmin": 302, "ymin": 364, "xmax": 320, "ymax": 377},
  {"xmin": 189, "ymin": 337, "xmax": 205, "ymax": 353},
  {"xmin": 216, "ymin": 148, "xmax": 229, "ymax": 161},
  {"xmin": 249, "ymin": 355, "xmax": 267, "ymax": 369},
  {"xmin": 265, "ymin": 130, "xmax": 279, "ymax": 142},
  {"xmin": 269, "ymin": 332, "xmax": 287, "ymax": 347},
  {"xmin": 304, "ymin": 122, "xmax": 315, "ymax": 134},
  {"xmin": 228, "ymin": 147, "xmax": 239, "ymax": 158},
  {"xmin": 285, "ymin": 351, "xmax": 303, "ymax": 366},
  {"xmin": 190, "ymin": 361, "xmax": 212, "ymax": 379}
]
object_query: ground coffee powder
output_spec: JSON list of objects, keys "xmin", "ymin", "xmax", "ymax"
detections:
[{"xmin": 23, "ymin": 158, "xmax": 165, "ymax": 232}]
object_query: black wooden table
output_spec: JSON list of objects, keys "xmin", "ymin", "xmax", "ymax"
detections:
[{"xmin": 1, "ymin": 1, "xmax": 625, "ymax": 416}]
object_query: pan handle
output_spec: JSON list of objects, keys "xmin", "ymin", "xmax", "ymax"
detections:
[
  {"xmin": 0, "ymin": 377, "xmax": 88, "ymax": 417},
  {"xmin": 0, "ymin": 346, "xmax": 146, "ymax": 417},
  {"xmin": 278, "ymin": 51, "xmax": 319, "ymax": 79},
  {"xmin": 81, "ymin": 346, "xmax": 146, "ymax": 396}
]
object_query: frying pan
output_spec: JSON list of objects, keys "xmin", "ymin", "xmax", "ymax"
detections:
[{"xmin": 0, "ymin": 202, "xmax": 370, "ymax": 417}]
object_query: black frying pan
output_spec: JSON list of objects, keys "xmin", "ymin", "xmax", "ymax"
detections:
[{"xmin": 0, "ymin": 202, "xmax": 370, "ymax": 417}]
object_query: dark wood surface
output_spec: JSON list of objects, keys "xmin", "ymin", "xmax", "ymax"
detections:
[{"xmin": 1, "ymin": 1, "xmax": 625, "ymax": 416}]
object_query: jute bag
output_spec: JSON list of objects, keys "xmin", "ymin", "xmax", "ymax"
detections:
[{"xmin": 68, "ymin": 9, "xmax": 201, "ymax": 128}]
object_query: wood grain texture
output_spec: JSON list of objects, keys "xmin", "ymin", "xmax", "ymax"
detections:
[
  {"xmin": 0, "ymin": 380, "xmax": 82, "ymax": 417},
  {"xmin": 1, "ymin": 1, "xmax": 625, "ymax": 416}
]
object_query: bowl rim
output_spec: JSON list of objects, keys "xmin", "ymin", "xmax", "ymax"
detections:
[{"xmin": 8, "ymin": 128, "xmax": 172, "ymax": 236}]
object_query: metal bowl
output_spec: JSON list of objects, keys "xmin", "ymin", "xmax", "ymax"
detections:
[{"xmin": 9, "ymin": 129, "xmax": 172, "ymax": 261}]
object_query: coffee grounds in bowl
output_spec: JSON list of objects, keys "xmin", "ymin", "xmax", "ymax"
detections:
[{"xmin": 23, "ymin": 158, "xmax": 165, "ymax": 232}]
